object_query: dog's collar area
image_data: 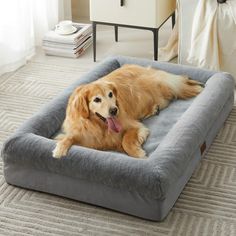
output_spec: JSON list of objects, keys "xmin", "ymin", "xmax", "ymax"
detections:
[{"xmin": 95, "ymin": 112, "xmax": 106, "ymax": 122}]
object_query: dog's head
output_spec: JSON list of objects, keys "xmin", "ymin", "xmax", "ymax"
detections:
[{"xmin": 68, "ymin": 81, "xmax": 122, "ymax": 132}]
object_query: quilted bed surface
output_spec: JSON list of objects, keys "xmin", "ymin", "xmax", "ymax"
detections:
[
  {"xmin": 143, "ymin": 98, "xmax": 193, "ymax": 155},
  {"xmin": 2, "ymin": 56, "xmax": 234, "ymax": 202}
]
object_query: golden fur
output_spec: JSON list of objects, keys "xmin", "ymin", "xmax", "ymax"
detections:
[{"xmin": 52, "ymin": 64, "xmax": 203, "ymax": 159}]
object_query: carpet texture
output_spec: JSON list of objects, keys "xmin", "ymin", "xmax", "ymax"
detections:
[{"xmin": 0, "ymin": 59, "xmax": 236, "ymax": 236}]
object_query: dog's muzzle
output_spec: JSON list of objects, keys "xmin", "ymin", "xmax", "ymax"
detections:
[
  {"xmin": 95, "ymin": 112, "xmax": 106, "ymax": 122},
  {"xmin": 109, "ymin": 107, "xmax": 118, "ymax": 116},
  {"xmin": 95, "ymin": 111, "xmax": 122, "ymax": 133}
]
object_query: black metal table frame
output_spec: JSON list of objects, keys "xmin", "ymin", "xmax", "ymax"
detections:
[{"xmin": 92, "ymin": 11, "xmax": 175, "ymax": 62}]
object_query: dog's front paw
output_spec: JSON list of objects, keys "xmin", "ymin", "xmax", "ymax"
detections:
[
  {"xmin": 134, "ymin": 148, "xmax": 147, "ymax": 159},
  {"xmin": 52, "ymin": 144, "xmax": 68, "ymax": 159},
  {"xmin": 139, "ymin": 149, "xmax": 146, "ymax": 158},
  {"xmin": 138, "ymin": 127, "xmax": 150, "ymax": 144}
]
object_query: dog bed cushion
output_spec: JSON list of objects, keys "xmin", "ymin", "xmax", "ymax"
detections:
[{"xmin": 2, "ymin": 56, "xmax": 234, "ymax": 221}]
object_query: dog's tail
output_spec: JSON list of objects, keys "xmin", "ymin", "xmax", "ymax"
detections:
[
  {"xmin": 164, "ymin": 74, "xmax": 204, "ymax": 100},
  {"xmin": 178, "ymin": 76, "xmax": 204, "ymax": 99}
]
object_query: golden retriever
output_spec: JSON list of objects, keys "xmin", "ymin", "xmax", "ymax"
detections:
[{"xmin": 52, "ymin": 64, "xmax": 203, "ymax": 159}]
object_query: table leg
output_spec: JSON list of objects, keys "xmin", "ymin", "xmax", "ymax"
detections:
[
  {"xmin": 172, "ymin": 12, "xmax": 175, "ymax": 29},
  {"xmin": 92, "ymin": 22, "xmax": 96, "ymax": 62},
  {"xmin": 115, "ymin": 25, "xmax": 118, "ymax": 42},
  {"xmin": 153, "ymin": 29, "xmax": 159, "ymax": 61}
]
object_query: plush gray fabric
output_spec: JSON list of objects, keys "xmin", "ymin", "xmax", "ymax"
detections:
[
  {"xmin": 3, "ymin": 94, "xmax": 233, "ymax": 221},
  {"xmin": 143, "ymin": 98, "xmax": 194, "ymax": 154},
  {"xmin": 2, "ymin": 56, "xmax": 234, "ymax": 220}
]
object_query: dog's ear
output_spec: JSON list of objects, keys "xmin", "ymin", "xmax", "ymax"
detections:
[
  {"xmin": 76, "ymin": 92, "xmax": 89, "ymax": 118},
  {"xmin": 68, "ymin": 86, "xmax": 89, "ymax": 119},
  {"xmin": 106, "ymin": 82, "xmax": 117, "ymax": 97}
]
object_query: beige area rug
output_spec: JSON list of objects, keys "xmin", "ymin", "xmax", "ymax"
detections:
[{"xmin": 0, "ymin": 54, "xmax": 236, "ymax": 236}]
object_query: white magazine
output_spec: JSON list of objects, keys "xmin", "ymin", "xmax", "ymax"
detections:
[
  {"xmin": 44, "ymin": 36, "xmax": 92, "ymax": 58},
  {"xmin": 43, "ymin": 34, "xmax": 92, "ymax": 50}
]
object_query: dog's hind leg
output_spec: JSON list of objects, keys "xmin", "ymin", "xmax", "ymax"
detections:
[
  {"xmin": 122, "ymin": 124, "xmax": 149, "ymax": 158},
  {"xmin": 143, "ymin": 105, "xmax": 160, "ymax": 119},
  {"xmin": 143, "ymin": 98, "xmax": 170, "ymax": 119},
  {"xmin": 52, "ymin": 136, "xmax": 74, "ymax": 158}
]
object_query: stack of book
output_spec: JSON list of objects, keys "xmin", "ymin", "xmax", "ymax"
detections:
[{"xmin": 43, "ymin": 23, "xmax": 92, "ymax": 58}]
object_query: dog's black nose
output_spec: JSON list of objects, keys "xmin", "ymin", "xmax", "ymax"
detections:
[{"xmin": 109, "ymin": 107, "xmax": 118, "ymax": 116}]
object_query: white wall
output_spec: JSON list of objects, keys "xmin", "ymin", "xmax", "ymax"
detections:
[{"xmin": 58, "ymin": 0, "xmax": 72, "ymax": 20}]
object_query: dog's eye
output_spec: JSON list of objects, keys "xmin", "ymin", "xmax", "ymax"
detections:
[
  {"xmin": 93, "ymin": 97, "xmax": 101, "ymax": 103},
  {"xmin": 108, "ymin": 92, "xmax": 113, "ymax": 98}
]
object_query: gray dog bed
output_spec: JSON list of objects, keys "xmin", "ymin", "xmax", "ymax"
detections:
[{"xmin": 2, "ymin": 56, "xmax": 234, "ymax": 221}]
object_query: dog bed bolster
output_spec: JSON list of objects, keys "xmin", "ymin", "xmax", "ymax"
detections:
[{"xmin": 2, "ymin": 56, "xmax": 234, "ymax": 220}]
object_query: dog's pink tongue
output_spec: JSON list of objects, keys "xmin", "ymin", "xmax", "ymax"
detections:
[{"xmin": 107, "ymin": 117, "xmax": 122, "ymax": 133}]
